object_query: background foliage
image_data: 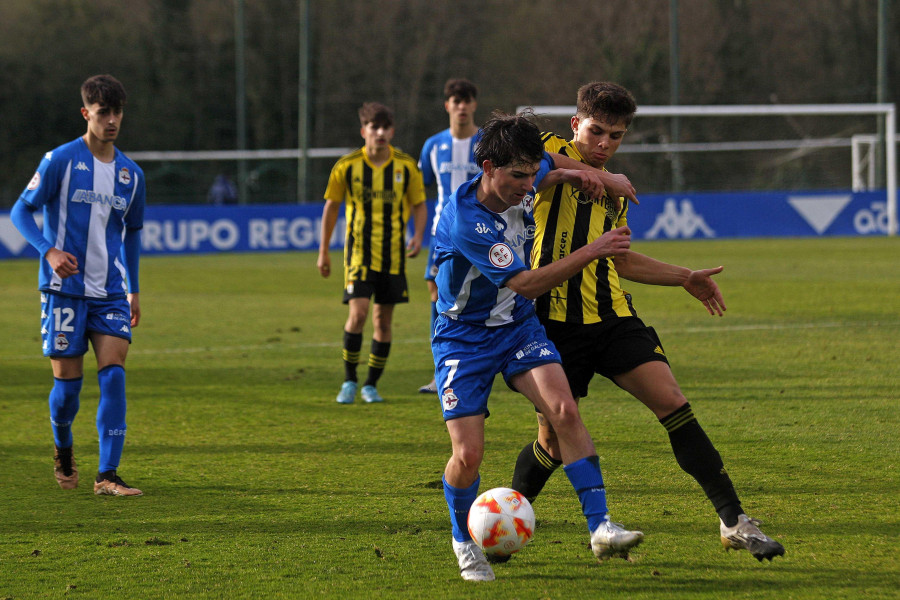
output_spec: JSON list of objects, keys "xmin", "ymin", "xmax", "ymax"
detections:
[{"xmin": 0, "ymin": 0, "xmax": 897, "ymax": 203}]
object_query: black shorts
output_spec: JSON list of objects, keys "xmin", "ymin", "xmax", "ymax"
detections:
[
  {"xmin": 542, "ymin": 316, "xmax": 669, "ymax": 399},
  {"xmin": 342, "ymin": 270, "xmax": 409, "ymax": 305}
]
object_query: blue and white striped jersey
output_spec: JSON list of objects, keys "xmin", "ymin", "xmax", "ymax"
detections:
[
  {"xmin": 18, "ymin": 137, "xmax": 145, "ymax": 299},
  {"xmin": 418, "ymin": 128, "xmax": 482, "ymax": 236},
  {"xmin": 433, "ymin": 154, "xmax": 554, "ymax": 327}
]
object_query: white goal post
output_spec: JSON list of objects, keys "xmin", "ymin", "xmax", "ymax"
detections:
[{"xmin": 516, "ymin": 103, "xmax": 897, "ymax": 236}]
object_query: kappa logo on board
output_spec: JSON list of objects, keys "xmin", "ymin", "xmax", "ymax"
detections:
[{"xmin": 645, "ymin": 199, "xmax": 715, "ymax": 239}]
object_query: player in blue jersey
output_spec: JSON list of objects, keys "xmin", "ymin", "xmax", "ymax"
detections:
[
  {"xmin": 416, "ymin": 79, "xmax": 482, "ymax": 394},
  {"xmin": 10, "ymin": 74, "xmax": 145, "ymax": 497},
  {"xmin": 433, "ymin": 111, "xmax": 641, "ymax": 582}
]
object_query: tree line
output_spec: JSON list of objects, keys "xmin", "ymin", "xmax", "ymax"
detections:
[{"xmin": 0, "ymin": 0, "xmax": 895, "ymax": 205}]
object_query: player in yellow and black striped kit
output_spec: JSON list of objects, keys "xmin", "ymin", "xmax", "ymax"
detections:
[
  {"xmin": 508, "ymin": 82, "xmax": 785, "ymax": 562},
  {"xmin": 318, "ymin": 102, "xmax": 427, "ymax": 405}
]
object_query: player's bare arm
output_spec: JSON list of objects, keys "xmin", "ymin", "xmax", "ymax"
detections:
[
  {"xmin": 548, "ymin": 152, "xmax": 638, "ymax": 205},
  {"xmin": 537, "ymin": 168, "xmax": 605, "ymax": 198},
  {"xmin": 683, "ymin": 267, "xmax": 726, "ymax": 316},
  {"xmin": 506, "ymin": 226, "xmax": 631, "ymax": 299},
  {"xmin": 317, "ymin": 199, "xmax": 341, "ymax": 277},
  {"xmin": 614, "ymin": 252, "xmax": 726, "ymax": 316},
  {"xmin": 45, "ymin": 247, "xmax": 79, "ymax": 278},
  {"xmin": 406, "ymin": 201, "xmax": 427, "ymax": 258},
  {"xmin": 128, "ymin": 292, "xmax": 141, "ymax": 327}
]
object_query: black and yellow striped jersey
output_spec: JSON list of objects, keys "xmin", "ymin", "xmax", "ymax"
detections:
[
  {"xmin": 324, "ymin": 146, "xmax": 425, "ymax": 280},
  {"xmin": 533, "ymin": 132, "xmax": 636, "ymax": 324}
]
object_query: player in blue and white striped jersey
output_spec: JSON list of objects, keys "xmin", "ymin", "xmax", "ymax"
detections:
[
  {"xmin": 432, "ymin": 112, "xmax": 640, "ymax": 582},
  {"xmin": 416, "ymin": 79, "xmax": 482, "ymax": 393},
  {"xmin": 10, "ymin": 74, "xmax": 146, "ymax": 497}
]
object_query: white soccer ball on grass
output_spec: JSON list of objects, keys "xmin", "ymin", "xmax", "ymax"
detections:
[{"xmin": 467, "ymin": 487, "xmax": 535, "ymax": 558}]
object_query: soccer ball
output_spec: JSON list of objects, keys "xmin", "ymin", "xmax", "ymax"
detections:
[{"xmin": 467, "ymin": 487, "xmax": 535, "ymax": 558}]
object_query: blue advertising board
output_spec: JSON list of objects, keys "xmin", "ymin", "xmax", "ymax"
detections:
[{"xmin": 0, "ymin": 190, "xmax": 892, "ymax": 260}]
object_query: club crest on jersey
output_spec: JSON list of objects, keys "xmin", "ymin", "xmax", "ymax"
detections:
[
  {"xmin": 441, "ymin": 388, "xmax": 459, "ymax": 410},
  {"xmin": 118, "ymin": 167, "xmax": 131, "ymax": 185},
  {"xmin": 27, "ymin": 172, "xmax": 41, "ymax": 190},
  {"xmin": 394, "ymin": 170, "xmax": 403, "ymax": 183},
  {"xmin": 54, "ymin": 333, "xmax": 69, "ymax": 352},
  {"xmin": 489, "ymin": 243, "xmax": 514, "ymax": 268}
]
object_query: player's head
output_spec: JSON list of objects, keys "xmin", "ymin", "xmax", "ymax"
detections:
[
  {"xmin": 571, "ymin": 82, "xmax": 636, "ymax": 168},
  {"xmin": 358, "ymin": 102, "xmax": 395, "ymax": 152},
  {"xmin": 444, "ymin": 79, "xmax": 478, "ymax": 129},
  {"xmin": 475, "ymin": 111, "xmax": 544, "ymax": 211},
  {"xmin": 358, "ymin": 102, "xmax": 394, "ymax": 129},
  {"xmin": 475, "ymin": 110, "xmax": 543, "ymax": 170},
  {"xmin": 444, "ymin": 78, "xmax": 478, "ymax": 103},
  {"xmin": 81, "ymin": 74, "xmax": 127, "ymax": 111},
  {"xmin": 80, "ymin": 74, "xmax": 126, "ymax": 143}
]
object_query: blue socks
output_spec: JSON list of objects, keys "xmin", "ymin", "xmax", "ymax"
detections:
[
  {"xmin": 97, "ymin": 365, "xmax": 127, "ymax": 472},
  {"xmin": 564, "ymin": 455, "xmax": 609, "ymax": 532},
  {"xmin": 49, "ymin": 377, "xmax": 83, "ymax": 448},
  {"xmin": 443, "ymin": 475, "xmax": 480, "ymax": 542}
]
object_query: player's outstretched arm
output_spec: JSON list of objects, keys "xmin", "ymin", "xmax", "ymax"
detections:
[
  {"xmin": 615, "ymin": 252, "xmax": 726, "ymax": 316},
  {"xmin": 683, "ymin": 266, "xmax": 726, "ymax": 316},
  {"xmin": 506, "ymin": 226, "xmax": 631, "ymax": 299}
]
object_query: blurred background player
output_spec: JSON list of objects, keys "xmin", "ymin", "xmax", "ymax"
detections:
[
  {"xmin": 432, "ymin": 111, "xmax": 642, "ymax": 582},
  {"xmin": 10, "ymin": 74, "xmax": 146, "ymax": 496},
  {"xmin": 318, "ymin": 102, "xmax": 427, "ymax": 404},
  {"xmin": 511, "ymin": 81, "xmax": 785, "ymax": 561},
  {"xmin": 416, "ymin": 78, "xmax": 482, "ymax": 394}
]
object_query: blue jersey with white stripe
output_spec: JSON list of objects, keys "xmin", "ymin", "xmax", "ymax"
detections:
[
  {"xmin": 433, "ymin": 154, "xmax": 554, "ymax": 327},
  {"xmin": 19, "ymin": 138, "xmax": 145, "ymax": 299},
  {"xmin": 418, "ymin": 128, "xmax": 482, "ymax": 235}
]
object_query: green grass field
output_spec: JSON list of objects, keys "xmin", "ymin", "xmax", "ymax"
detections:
[{"xmin": 1, "ymin": 237, "xmax": 898, "ymax": 599}]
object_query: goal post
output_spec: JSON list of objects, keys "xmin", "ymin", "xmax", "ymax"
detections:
[{"xmin": 516, "ymin": 103, "xmax": 897, "ymax": 236}]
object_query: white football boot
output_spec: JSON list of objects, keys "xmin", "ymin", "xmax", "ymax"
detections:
[
  {"xmin": 590, "ymin": 519, "xmax": 644, "ymax": 560},
  {"xmin": 452, "ymin": 539, "xmax": 495, "ymax": 581},
  {"xmin": 720, "ymin": 514, "xmax": 785, "ymax": 561}
]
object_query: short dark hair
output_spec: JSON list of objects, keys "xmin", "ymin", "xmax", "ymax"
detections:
[
  {"xmin": 358, "ymin": 102, "xmax": 394, "ymax": 128},
  {"xmin": 576, "ymin": 81, "xmax": 636, "ymax": 127},
  {"xmin": 443, "ymin": 78, "xmax": 478, "ymax": 101},
  {"xmin": 81, "ymin": 74, "xmax": 127, "ymax": 109},
  {"xmin": 474, "ymin": 110, "xmax": 543, "ymax": 169}
]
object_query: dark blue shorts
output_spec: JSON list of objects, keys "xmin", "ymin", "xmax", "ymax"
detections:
[
  {"xmin": 432, "ymin": 313, "xmax": 561, "ymax": 421},
  {"xmin": 41, "ymin": 293, "xmax": 132, "ymax": 358}
]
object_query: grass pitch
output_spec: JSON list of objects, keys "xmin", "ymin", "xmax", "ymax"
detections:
[{"xmin": 1, "ymin": 237, "xmax": 898, "ymax": 599}]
